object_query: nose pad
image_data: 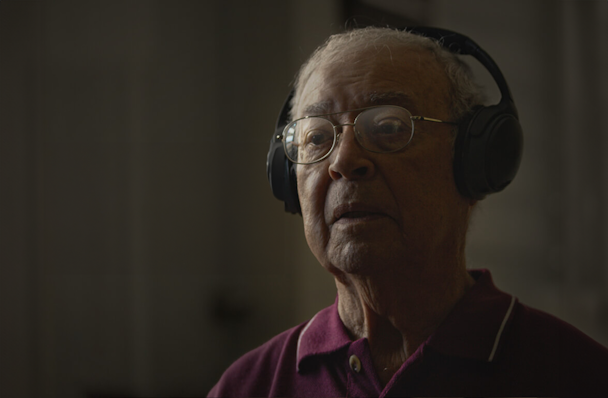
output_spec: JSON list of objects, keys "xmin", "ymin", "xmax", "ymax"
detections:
[
  {"xmin": 333, "ymin": 123, "xmax": 357, "ymax": 148},
  {"xmin": 328, "ymin": 124, "xmax": 374, "ymax": 180}
]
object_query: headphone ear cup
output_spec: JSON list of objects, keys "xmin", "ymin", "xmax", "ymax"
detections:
[
  {"xmin": 267, "ymin": 129, "xmax": 286, "ymax": 202},
  {"xmin": 266, "ymin": 127, "xmax": 301, "ymax": 214},
  {"xmin": 454, "ymin": 104, "xmax": 523, "ymax": 200},
  {"xmin": 285, "ymin": 161, "xmax": 301, "ymax": 214}
]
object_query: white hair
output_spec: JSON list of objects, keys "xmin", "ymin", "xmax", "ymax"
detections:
[{"xmin": 291, "ymin": 27, "xmax": 486, "ymax": 122}]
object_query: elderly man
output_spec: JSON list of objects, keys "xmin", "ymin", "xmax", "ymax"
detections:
[{"xmin": 209, "ymin": 27, "xmax": 608, "ymax": 397}]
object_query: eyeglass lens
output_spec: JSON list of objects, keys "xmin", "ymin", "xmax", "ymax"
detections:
[{"xmin": 283, "ymin": 106, "xmax": 414, "ymax": 164}]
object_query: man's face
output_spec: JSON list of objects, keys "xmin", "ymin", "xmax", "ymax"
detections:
[{"xmin": 295, "ymin": 45, "xmax": 473, "ymax": 279}]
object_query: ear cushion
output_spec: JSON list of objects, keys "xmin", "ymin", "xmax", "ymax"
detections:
[
  {"xmin": 284, "ymin": 161, "xmax": 301, "ymax": 214},
  {"xmin": 454, "ymin": 102, "xmax": 523, "ymax": 200},
  {"xmin": 266, "ymin": 125, "xmax": 301, "ymax": 214},
  {"xmin": 267, "ymin": 130, "xmax": 286, "ymax": 202}
]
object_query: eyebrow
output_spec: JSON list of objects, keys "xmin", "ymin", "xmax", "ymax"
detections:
[
  {"xmin": 368, "ymin": 91, "xmax": 414, "ymax": 107},
  {"xmin": 302, "ymin": 101, "xmax": 333, "ymax": 116},
  {"xmin": 301, "ymin": 91, "xmax": 414, "ymax": 117}
]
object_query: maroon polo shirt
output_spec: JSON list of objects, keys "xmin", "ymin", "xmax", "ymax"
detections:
[{"xmin": 208, "ymin": 270, "xmax": 608, "ymax": 397}]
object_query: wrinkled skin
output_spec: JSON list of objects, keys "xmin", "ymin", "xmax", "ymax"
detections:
[
  {"xmin": 295, "ymin": 46, "xmax": 472, "ymax": 281},
  {"xmin": 294, "ymin": 45, "xmax": 476, "ymax": 386}
]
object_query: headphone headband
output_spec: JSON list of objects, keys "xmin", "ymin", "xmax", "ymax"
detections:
[{"xmin": 407, "ymin": 27, "xmax": 516, "ymax": 113}]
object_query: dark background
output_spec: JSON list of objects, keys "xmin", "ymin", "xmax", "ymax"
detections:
[{"xmin": 1, "ymin": 1, "xmax": 607, "ymax": 396}]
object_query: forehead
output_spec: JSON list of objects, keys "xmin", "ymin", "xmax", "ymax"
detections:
[{"xmin": 295, "ymin": 45, "xmax": 451, "ymax": 118}]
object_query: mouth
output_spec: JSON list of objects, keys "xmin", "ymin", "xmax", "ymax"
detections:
[
  {"xmin": 339, "ymin": 211, "xmax": 378, "ymax": 219},
  {"xmin": 332, "ymin": 204, "xmax": 388, "ymax": 224}
]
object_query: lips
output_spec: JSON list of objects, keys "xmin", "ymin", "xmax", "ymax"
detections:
[
  {"xmin": 340, "ymin": 211, "xmax": 376, "ymax": 219},
  {"xmin": 332, "ymin": 203, "xmax": 388, "ymax": 224}
]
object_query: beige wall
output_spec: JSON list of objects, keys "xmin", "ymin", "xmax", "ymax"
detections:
[
  {"xmin": 431, "ymin": 0, "xmax": 608, "ymax": 346},
  {"xmin": 1, "ymin": 1, "xmax": 338, "ymax": 396}
]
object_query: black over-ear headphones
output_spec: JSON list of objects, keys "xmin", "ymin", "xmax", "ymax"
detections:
[{"xmin": 266, "ymin": 27, "xmax": 523, "ymax": 214}]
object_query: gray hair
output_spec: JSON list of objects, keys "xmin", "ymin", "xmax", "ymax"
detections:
[{"xmin": 291, "ymin": 27, "xmax": 486, "ymax": 122}]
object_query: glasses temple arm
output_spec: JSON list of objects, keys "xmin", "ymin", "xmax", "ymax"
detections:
[{"xmin": 411, "ymin": 116, "xmax": 458, "ymax": 125}]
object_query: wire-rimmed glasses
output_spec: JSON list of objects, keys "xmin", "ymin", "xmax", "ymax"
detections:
[{"xmin": 281, "ymin": 105, "xmax": 456, "ymax": 165}]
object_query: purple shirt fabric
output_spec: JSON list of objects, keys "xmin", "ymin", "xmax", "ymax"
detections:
[{"xmin": 208, "ymin": 270, "xmax": 608, "ymax": 397}]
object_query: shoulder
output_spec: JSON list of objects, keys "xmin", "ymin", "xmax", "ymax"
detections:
[
  {"xmin": 505, "ymin": 301, "xmax": 608, "ymax": 395},
  {"xmin": 207, "ymin": 321, "xmax": 307, "ymax": 398},
  {"xmin": 513, "ymin": 302, "xmax": 608, "ymax": 357}
]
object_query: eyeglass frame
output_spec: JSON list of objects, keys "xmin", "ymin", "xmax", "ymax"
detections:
[{"xmin": 278, "ymin": 105, "xmax": 457, "ymax": 165}]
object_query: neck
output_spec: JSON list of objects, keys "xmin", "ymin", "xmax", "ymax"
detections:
[{"xmin": 336, "ymin": 258, "xmax": 475, "ymax": 385}]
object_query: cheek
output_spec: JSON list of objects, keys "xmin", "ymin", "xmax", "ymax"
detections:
[
  {"xmin": 386, "ymin": 141, "xmax": 462, "ymax": 223},
  {"xmin": 297, "ymin": 167, "xmax": 330, "ymax": 251}
]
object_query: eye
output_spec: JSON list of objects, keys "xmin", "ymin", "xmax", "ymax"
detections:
[
  {"xmin": 371, "ymin": 117, "xmax": 408, "ymax": 136},
  {"xmin": 304, "ymin": 128, "xmax": 333, "ymax": 146},
  {"xmin": 356, "ymin": 108, "xmax": 413, "ymax": 153}
]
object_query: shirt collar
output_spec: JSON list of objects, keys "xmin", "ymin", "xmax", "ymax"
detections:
[
  {"xmin": 296, "ymin": 269, "xmax": 516, "ymax": 370},
  {"xmin": 296, "ymin": 296, "xmax": 352, "ymax": 371},
  {"xmin": 426, "ymin": 269, "xmax": 517, "ymax": 362}
]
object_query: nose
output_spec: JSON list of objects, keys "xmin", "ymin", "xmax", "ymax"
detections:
[{"xmin": 328, "ymin": 125, "xmax": 375, "ymax": 181}]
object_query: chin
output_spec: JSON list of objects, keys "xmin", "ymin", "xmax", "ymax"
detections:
[{"xmin": 325, "ymin": 239, "xmax": 403, "ymax": 278}]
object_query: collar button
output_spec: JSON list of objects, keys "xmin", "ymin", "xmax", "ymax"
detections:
[{"xmin": 349, "ymin": 354, "xmax": 362, "ymax": 373}]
